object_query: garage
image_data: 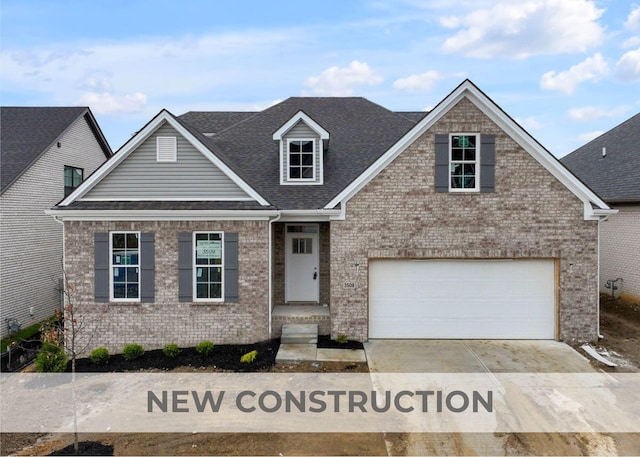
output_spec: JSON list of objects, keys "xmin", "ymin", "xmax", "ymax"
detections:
[{"xmin": 368, "ymin": 259, "xmax": 556, "ymax": 339}]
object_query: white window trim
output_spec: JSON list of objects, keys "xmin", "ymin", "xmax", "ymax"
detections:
[
  {"xmin": 449, "ymin": 133, "xmax": 480, "ymax": 193},
  {"xmin": 193, "ymin": 231, "xmax": 224, "ymax": 302},
  {"xmin": 109, "ymin": 231, "xmax": 141, "ymax": 302},
  {"xmin": 286, "ymin": 138, "xmax": 317, "ymax": 182},
  {"xmin": 156, "ymin": 136, "xmax": 177, "ymax": 162}
]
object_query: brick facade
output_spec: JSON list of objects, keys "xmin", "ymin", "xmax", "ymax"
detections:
[
  {"xmin": 329, "ymin": 98, "xmax": 599, "ymax": 342},
  {"xmin": 599, "ymin": 205, "xmax": 640, "ymax": 301},
  {"xmin": 63, "ymin": 97, "xmax": 602, "ymax": 350},
  {"xmin": 64, "ymin": 220, "xmax": 270, "ymax": 354}
]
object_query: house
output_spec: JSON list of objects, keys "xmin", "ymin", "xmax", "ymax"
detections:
[
  {"xmin": 562, "ymin": 113, "xmax": 640, "ymax": 302},
  {"xmin": 1, "ymin": 107, "xmax": 112, "ymax": 338},
  {"xmin": 47, "ymin": 80, "xmax": 613, "ymax": 353}
]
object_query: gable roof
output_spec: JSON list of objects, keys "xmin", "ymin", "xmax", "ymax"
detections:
[
  {"xmin": 326, "ymin": 79, "xmax": 612, "ymax": 220},
  {"xmin": 561, "ymin": 113, "xmax": 640, "ymax": 203},
  {"xmin": 53, "ymin": 80, "xmax": 613, "ymax": 220},
  {"xmin": 59, "ymin": 110, "xmax": 270, "ymax": 207},
  {"xmin": 187, "ymin": 97, "xmax": 418, "ymax": 210},
  {"xmin": 0, "ymin": 107, "xmax": 112, "ymax": 193},
  {"xmin": 272, "ymin": 110, "xmax": 330, "ymax": 141}
]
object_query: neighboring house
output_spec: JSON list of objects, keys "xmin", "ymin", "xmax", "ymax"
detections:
[
  {"xmin": 562, "ymin": 113, "xmax": 640, "ymax": 302},
  {"xmin": 47, "ymin": 80, "xmax": 613, "ymax": 353},
  {"xmin": 1, "ymin": 107, "xmax": 112, "ymax": 338}
]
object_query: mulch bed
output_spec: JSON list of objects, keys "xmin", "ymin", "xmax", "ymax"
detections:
[
  {"xmin": 317, "ymin": 335, "xmax": 364, "ymax": 350},
  {"xmin": 69, "ymin": 339, "xmax": 280, "ymax": 372}
]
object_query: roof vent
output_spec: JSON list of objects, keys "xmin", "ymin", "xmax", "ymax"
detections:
[{"xmin": 602, "ymin": 147, "xmax": 606, "ymax": 158}]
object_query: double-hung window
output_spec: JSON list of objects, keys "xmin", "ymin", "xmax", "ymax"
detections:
[
  {"xmin": 64, "ymin": 165, "xmax": 83, "ymax": 197},
  {"xmin": 111, "ymin": 232, "xmax": 140, "ymax": 300},
  {"xmin": 450, "ymin": 134, "xmax": 479, "ymax": 191},
  {"xmin": 194, "ymin": 232, "xmax": 224, "ymax": 301},
  {"xmin": 287, "ymin": 139, "xmax": 315, "ymax": 180}
]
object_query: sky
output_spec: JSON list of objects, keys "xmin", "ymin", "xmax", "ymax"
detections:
[{"xmin": 1, "ymin": 0, "xmax": 639, "ymax": 157}]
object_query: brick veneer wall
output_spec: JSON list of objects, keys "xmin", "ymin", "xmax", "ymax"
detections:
[
  {"xmin": 64, "ymin": 220, "xmax": 270, "ymax": 354},
  {"xmin": 330, "ymin": 98, "xmax": 599, "ymax": 342},
  {"xmin": 599, "ymin": 205, "xmax": 640, "ymax": 301}
]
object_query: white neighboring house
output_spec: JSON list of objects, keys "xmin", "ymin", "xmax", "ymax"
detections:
[
  {"xmin": 562, "ymin": 113, "xmax": 640, "ymax": 302},
  {"xmin": 1, "ymin": 107, "xmax": 112, "ymax": 338}
]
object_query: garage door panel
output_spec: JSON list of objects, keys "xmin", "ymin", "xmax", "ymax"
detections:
[{"xmin": 369, "ymin": 260, "xmax": 555, "ymax": 339}]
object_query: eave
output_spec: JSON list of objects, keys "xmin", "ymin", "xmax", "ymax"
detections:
[{"xmin": 45, "ymin": 208, "xmax": 279, "ymax": 222}]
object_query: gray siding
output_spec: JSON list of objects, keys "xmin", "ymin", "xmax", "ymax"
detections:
[
  {"xmin": 282, "ymin": 121, "xmax": 321, "ymax": 183},
  {"xmin": 0, "ymin": 117, "xmax": 108, "ymax": 338},
  {"xmin": 84, "ymin": 123, "xmax": 251, "ymax": 200}
]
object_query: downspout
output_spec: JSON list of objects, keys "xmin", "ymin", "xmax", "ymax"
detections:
[
  {"xmin": 52, "ymin": 214, "xmax": 66, "ymax": 311},
  {"xmin": 268, "ymin": 211, "xmax": 282, "ymax": 338},
  {"xmin": 596, "ymin": 215, "xmax": 610, "ymax": 339}
]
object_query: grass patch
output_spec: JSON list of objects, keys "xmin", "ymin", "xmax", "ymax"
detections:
[{"xmin": 1, "ymin": 322, "xmax": 42, "ymax": 352}]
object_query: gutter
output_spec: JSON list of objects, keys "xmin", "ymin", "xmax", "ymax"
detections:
[{"xmin": 44, "ymin": 208, "xmax": 279, "ymax": 221}]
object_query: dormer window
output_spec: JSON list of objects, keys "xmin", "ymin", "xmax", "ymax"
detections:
[
  {"xmin": 288, "ymin": 139, "xmax": 315, "ymax": 180},
  {"xmin": 273, "ymin": 111, "xmax": 329, "ymax": 185}
]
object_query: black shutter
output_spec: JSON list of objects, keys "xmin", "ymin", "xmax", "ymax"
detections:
[
  {"xmin": 434, "ymin": 134, "xmax": 449, "ymax": 192},
  {"xmin": 140, "ymin": 233, "xmax": 155, "ymax": 302},
  {"xmin": 178, "ymin": 232, "xmax": 193, "ymax": 302},
  {"xmin": 480, "ymin": 134, "xmax": 495, "ymax": 193},
  {"xmin": 94, "ymin": 233, "xmax": 109, "ymax": 302},
  {"xmin": 224, "ymin": 233, "xmax": 239, "ymax": 302}
]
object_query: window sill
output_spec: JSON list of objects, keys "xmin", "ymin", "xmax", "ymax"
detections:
[{"xmin": 191, "ymin": 300, "xmax": 227, "ymax": 306}]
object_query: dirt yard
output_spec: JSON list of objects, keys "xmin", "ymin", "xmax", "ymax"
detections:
[
  {"xmin": 2, "ymin": 297, "xmax": 639, "ymax": 456},
  {"xmin": 596, "ymin": 294, "xmax": 640, "ymax": 371}
]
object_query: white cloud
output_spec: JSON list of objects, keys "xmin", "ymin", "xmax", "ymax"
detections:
[
  {"xmin": 76, "ymin": 71, "xmax": 113, "ymax": 92},
  {"xmin": 567, "ymin": 105, "xmax": 630, "ymax": 121},
  {"xmin": 440, "ymin": 0, "xmax": 605, "ymax": 58},
  {"xmin": 625, "ymin": 4, "xmax": 640, "ymax": 32},
  {"xmin": 304, "ymin": 61, "xmax": 383, "ymax": 96},
  {"xmin": 578, "ymin": 130, "xmax": 604, "ymax": 143},
  {"xmin": 393, "ymin": 70, "xmax": 442, "ymax": 92},
  {"xmin": 515, "ymin": 116, "xmax": 545, "ymax": 131},
  {"xmin": 76, "ymin": 91, "xmax": 147, "ymax": 114},
  {"xmin": 540, "ymin": 53, "xmax": 609, "ymax": 94},
  {"xmin": 0, "ymin": 30, "xmax": 295, "ymax": 111},
  {"xmin": 615, "ymin": 48, "xmax": 640, "ymax": 82}
]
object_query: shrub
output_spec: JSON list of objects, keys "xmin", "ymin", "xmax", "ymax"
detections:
[
  {"xmin": 240, "ymin": 350, "xmax": 257, "ymax": 364},
  {"xmin": 196, "ymin": 341, "xmax": 215, "ymax": 356},
  {"xmin": 163, "ymin": 343, "xmax": 181, "ymax": 358},
  {"xmin": 90, "ymin": 347, "xmax": 110, "ymax": 365},
  {"xmin": 35, "ymin": 343, "xmax": 68, "ymax": 372},
  {"xmin": 122, "ymin": 343, "xmax": 144, "ymax": 361},
  {"xmin": 336, "ymin": 334, "xmax": 348, "ymax": 344}
]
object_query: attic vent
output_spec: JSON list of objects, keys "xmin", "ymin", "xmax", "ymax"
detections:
[{"xmin": 157, "ymin": 136, "xmax": 177, "ymax": 162}]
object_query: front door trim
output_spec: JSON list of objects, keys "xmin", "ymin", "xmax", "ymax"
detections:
[{"xmin": 285, "ymin": 223, "xmax": 320, "ymax": 302}]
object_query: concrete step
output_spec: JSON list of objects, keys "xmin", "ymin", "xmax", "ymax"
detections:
[{"xmin": 281, "ymin": 323, "xmax": 318, "ymax": 344}]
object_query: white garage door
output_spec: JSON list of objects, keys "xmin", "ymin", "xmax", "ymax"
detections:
[{"xmin": 369, "ymin": 259, "xmax": 556, "ymax": 339}]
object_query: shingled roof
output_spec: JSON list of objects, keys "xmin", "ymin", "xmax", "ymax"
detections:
[
  {"xmin": 562, "ymin": 113, "xmax": 640, "ymax": 203},
  {"xmin": 177, "ymin": 97, "xmax": 420, "ymax": 209},
  {"xmin": 1, "ymin": 107, "xmax": 112, "ymax": 193}
]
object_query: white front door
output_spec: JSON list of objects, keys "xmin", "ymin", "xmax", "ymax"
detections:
[{"xmin": 285, "ymin": 224, "xmax": 319, "ymax": 302}]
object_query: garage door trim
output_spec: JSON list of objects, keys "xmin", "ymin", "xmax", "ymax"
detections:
[{"xmin": 367, "ymin": 258, "xmax": 559, "ymax": 340}]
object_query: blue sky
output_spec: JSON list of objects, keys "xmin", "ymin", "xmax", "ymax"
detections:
[{"xmin": 1, "ymin": 0, "xmax": 639, "ymax": 156}]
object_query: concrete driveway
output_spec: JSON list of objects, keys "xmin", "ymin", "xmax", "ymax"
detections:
[
  {"xmin": 364, "ymin": 339, "xmax": 596, "ymax": 373},
  {"xmin": 363, "ymin": 341, "xmax": 640, "ymax": 456}
]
